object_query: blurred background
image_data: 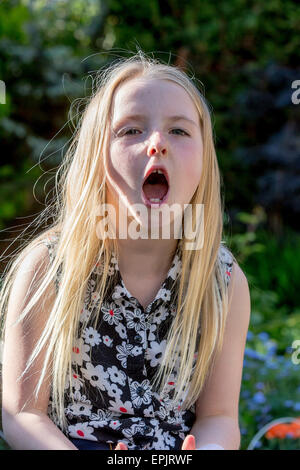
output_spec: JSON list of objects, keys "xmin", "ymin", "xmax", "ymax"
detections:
[{"xmin": 0, "ymin": 0, "xmax": 299, "ymax": 450}]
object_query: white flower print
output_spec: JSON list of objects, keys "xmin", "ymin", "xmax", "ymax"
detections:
[
  {"xmin": 65, "ymin": 392, "xmax": 92, "ymax": 418},
  {"xmin": 131, "ymin": 345, "xmax": 143, "ymax": 357},
  {"xmin": 102, "ymin": 335, "xmax": 113, "ymax": 347},
  {"xmin": 90, "ymin": 409, "xmax": 116, "ymax": 421},
  {"xmin": 79, "ymin": 305, "xmax": 92, "ymax": 324},
  {"xmin": 107, "ymin": 265, "xmax": 115, "ymax": 276},
  {"xmin": 110, "ymin": 252, "xmax": 119, "ymax": 270},
  {"xmin": 72, "ymin": 338, "xmax": 90, "ymax": 366},
  {"xmin": 148, "ymin": 323, "xmax": 157, "ymax": 341},
  {"xmin": 93, "ymin": 260, "xmax": 104, "ymax": 275},
  {"xmin": 155, "ymin": 287, "xmax": 171, "ymax": 302},
  {"xmin": 219, "ymin": 244, "xmax": 233, "ymax": 266},
  {"xmin": 107, "ymin": 365, "xmax": 127, "ymax": 386},
  {"xmin": 116, "ymin": 341, "xmax": 134, "ymax": 368},
  {"xmin": 112, "ymin": 284, "xmax": 128, "ymax": 301},
  {"xmin": 156, "ymin": 404, "xmax": 168, "ymax": 421},
  {"xmin": 83, "ymin": 278, "xmax": 97, "ymax": 306},
  {"xmin": 101, "ymin": 301, "xmax": 123, "ymax": 326},
  {"xmin": 124, "ymin": 308, "xmax": 150, "ymax": 332},
  {"xmin": 109, "ymin": 419, "xmax": 122, "ymax": 430},
  {"xmin": 70, "ymin": 370, "xmax": 84, "ymax": 390},
  {"xmin": 164, "ymin": 431, "xmax": 176, "ymax": 448},
  {"xmin": 168, "ymin": 255, "xmax": 182, "ymax": 280},
  {"xmin": 122, "ymin": 426, "xmax": 135, "ymax": 440},
  {"xmin": 81, "ymin": 363, "xmax": 109, "ymax": 391},
  {"xmin": 152, "ymin": 305, "xmax": 169, "ymax": 325},
  {"xmin": 162, "ymin": 374, "xmax": 176, "ymax": 396},
  {"xmin": 68, "ymin": 422, "xmax": 97, "ymax": 441},
  {"xmin": 121, "ymin": 422, "xmax": 147, "ymax": 439},
  {"xmin": 145, "ymin": 340, "xmax": 167, "ymax": 368},
  {"xmin": 143, "ymin": 405, "xmax": 155, "ymax": 418},
  {"xmin": 82, "ymin": 326, "xmax": 101, "ymax": 347},
  {"xmin": 108, "ymin": 398, "xmax": 134, "ymax": 415},
  {"xmin": 105, "ymin": 381, "xmax": 123, "ymax": 400},
  {"xmin": 115, "ymin": 321, "xmax": 127, "ymax": 339},
  {"xmin": 151, "ymin": 427, "xmax": 166, "ymax": 450},
  {"xmin": 129, "ymin": 378, "xmax": 152, "ymax": 407}
]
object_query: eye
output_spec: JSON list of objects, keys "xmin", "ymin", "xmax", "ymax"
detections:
[
  {"xmin": 123, "ymin": 128, "xmax": 141, "ymax": 135},
  {"xmin": 171, "ymin": 128, "xmax": 190, "ymax": 136}
]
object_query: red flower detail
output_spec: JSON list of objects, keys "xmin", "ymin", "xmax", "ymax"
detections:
[
  {"xmin": 77, "ymin": 430, "xmax": 84, "ymax": 437},
  {"xmin": 119, "ymin": 407, "xmax": 127, "ymax": 413},
  {"xmin": 109, "ymin": 309, "xmax": 114, "ymax": 316},
  {"xmin": 72, "ymin": 347, "xmax": 80, "ymax": 354}
]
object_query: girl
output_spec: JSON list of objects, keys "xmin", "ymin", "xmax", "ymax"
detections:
[{"xmin": 0, "ymin": 51, "xmax": 251, "ymax": 451}]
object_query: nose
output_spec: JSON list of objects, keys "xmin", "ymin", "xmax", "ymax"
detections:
[{"xmin": 147, "ymin": 132, "xmax": 168, "ymax": 157}]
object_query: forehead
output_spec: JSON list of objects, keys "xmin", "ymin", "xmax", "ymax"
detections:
[{"xmin": 111, "ymin": 78, "xmax": 199, "ymax": 119}]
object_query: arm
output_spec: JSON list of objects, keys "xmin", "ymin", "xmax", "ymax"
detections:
[
  {"xmin": 3, "ymin": 410, "xmax": 78, "ymax": 450},
  {"xmin": 190, "ymin": 415, "xmax": 240, "ymax": 450},
  {"xmin": 1, "ymin": 244, "xmax": 78, "ymax": 450},
  {"xmin": 190, "ymin": 262, "xmax": 251, "ymax": 450}
]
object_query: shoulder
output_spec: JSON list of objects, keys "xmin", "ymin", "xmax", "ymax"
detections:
[
  {"xmin": 229, "ymin": 261, "xmax": 249, "ymax": 301},
  {"xmin": 19, "ymin": 242, "xmax": 52, "ymax": 276},
  {"xmin": 14, "ymin": 233, "xmax": 60, "ymax": 292},
  {"xmin": 217, "ymin": 243, "xmax": 250, "ymax": 323},
  {"xmin": 226, "ymin": 260, "xmax": 251, "ymax": 339}
]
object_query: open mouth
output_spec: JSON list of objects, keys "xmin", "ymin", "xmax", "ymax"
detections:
[{"xmin": 142, "ymin": 168, "xmax": 169, "ymax": 207}]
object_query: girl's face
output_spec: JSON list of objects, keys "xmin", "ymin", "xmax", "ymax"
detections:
[{"xmin": 106, "ymin": 77, "xmax": 203, "ymax": 232}]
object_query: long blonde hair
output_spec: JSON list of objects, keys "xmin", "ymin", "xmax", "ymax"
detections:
[{"xmin": 0, "ymin": 50, "xmax": 236, "ymax": 432}]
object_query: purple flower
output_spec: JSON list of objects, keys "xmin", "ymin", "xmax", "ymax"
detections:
[
  {"xmin": 258, "ymin": 332, "xmax": 269, "ymax": 342},
  {"xmin": 253, "ymin": 392, "xmax": 266, "ymax": 404}
]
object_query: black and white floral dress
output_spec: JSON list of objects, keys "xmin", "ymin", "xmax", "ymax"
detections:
[{"xmin": 41, "ymin": 233, "xmax": 233, "ymax": 450}]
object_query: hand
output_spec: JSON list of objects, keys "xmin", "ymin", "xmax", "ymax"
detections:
[
  {"xmin": 181, "ymin": 434, "xmax": 196, "ymax": 450},
  {"xmin": 115, "ymin": 442, "xmax": 128, "ymax": 450}
]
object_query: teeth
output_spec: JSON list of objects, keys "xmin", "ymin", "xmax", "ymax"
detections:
[{"xmin": 149, "ymin": 198, "xmax": 161, "ymax": 202}]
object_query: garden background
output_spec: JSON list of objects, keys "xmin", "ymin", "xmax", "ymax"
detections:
[{"xmin": 0, "ymin": 0, "xmax": 299, "ymax": 450}]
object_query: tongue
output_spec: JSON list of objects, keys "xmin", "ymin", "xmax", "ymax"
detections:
[{"xmin": 143, "ymin": 181, "xmax": 168, "ymax": 200}]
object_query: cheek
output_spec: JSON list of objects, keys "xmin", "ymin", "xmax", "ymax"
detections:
[
  {"xmin": 181, "ymin": 146, "xmax": 203, "ymax": 187},
  {"xmin": 108, "ymin": 143, "xmax": 141, "ymax": 188}
]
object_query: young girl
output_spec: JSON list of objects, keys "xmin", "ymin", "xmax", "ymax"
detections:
[{"xmin": 0, "ymin": 51, "xmax": 251, "ymax": 451}]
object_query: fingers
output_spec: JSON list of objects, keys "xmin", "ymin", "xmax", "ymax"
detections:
[
  {"xmin": 181, "ymin": 434, "xmax": 196, "ymax": 450},
  {"xmin": 115, "ymin": 441, "xmax": 128, "ymax": 450}
]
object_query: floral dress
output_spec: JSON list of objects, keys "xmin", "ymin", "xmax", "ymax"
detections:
[{"xmin": 41, "ymin": 233, "xmax": 233, "ymax": 450}]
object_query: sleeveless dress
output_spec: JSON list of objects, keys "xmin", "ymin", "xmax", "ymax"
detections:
[{"xmin": 40, "ymin": 232, "xmax": 233, "ymax": 450}]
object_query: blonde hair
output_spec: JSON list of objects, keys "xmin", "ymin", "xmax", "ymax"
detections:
[{"xmin": 0, "ymin": 50, "xmax": 237, "ymax": 432}]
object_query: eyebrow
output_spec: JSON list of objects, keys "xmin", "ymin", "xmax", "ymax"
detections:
[{"xmin": 112, "ymin": 114, "xmax": 198, "ymax": 128}]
